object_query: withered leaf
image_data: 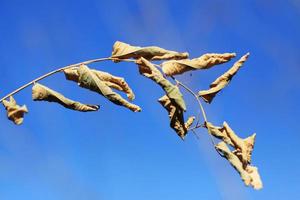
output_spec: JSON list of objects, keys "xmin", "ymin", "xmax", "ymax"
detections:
[
  {"xmin": 215, "ymin": 142, "xmax": 262, "ymax": 190},
  {"xmin": 69, "ymin": 64, "xmax": 141, "ymax": 112},
  {"xmin": 162, "ymin": 53, "xmax": 236, "ymax": 76},
  {"xmin": 64, "ymin": 67, "xmax": 135, "ymax": 101},
  {"xmin": 158, "ymin": 95, "xmax": 194, "ymax": 139},
  {"xmin": 111, "ymin": 41, "xmax": 189, "ymax": 61},
  {"xmin": 2, "ymin": 96, "xmax": 28, "ymax": 125},
  {"xmin": 136, "ymin": 57, "xmax": 186, "ymax": 111},
  {"xmin": 223, "ymin": 122, "xmax": 256, "ymax": 167},
  {"xmin": 158, "ymin": 95, "xmax": 187, "ymax": 139},
  {"xmin": 185, "ymin": 116, "xmax": 195, "ymax": 130},
  {"xmin": 32, "ymin": 83, "xmax": 99, "ymax": 112},
  {"xmin": 206, "ymin": 121, "xmax": 256, "ymax": 166},
  {"xmin": 205, "ymin": 121, "xmax": 234, "ymax": 146},
  {"xmin": 198, "ymin": 53, "xmax": 249, "ymax": 103}
]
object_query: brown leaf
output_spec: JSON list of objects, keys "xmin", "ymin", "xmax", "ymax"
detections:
[
  {"xmin": 2, "ymin": 96, "xmax": 28, "ymax": 125},
  {"xmin": 162, "ymin": 53, "xmax": 236, "ymax": 76},
  {"xmin": 66, "ymin": 64, "xmax": 141, "ymax": 112},
  {"xmin": 246, "ymin": 165, "xmax": 263, "ymax": 190},
  {"xmin": 32, "ymin": 83, "xmax": 99, "ymax": 112},
  {"xmin": 158, "ymin": 95, "xmax": 187, "ymax": 139},
  {"xmin": 206, "ymin": 121, "xmax": 256, "ymax": 166},
  {"xmin": 64, "ymin": 67, "xmax": 135, "ymax": 101},
  {"xmin": 136, "ymin": 57, "xmax": 186, "ymax": 111},
  {"xmin": 205, "ymin": 121, "xmax": 234, "ymax": 146},
  {"xmin": 111, "ymin": 41, "xmax": 189, "ymax": 62},
  {"xmin": 215, "ymin": 142, "xmax": 262, "ymax": 190},
  {"xmin": 185, "ymin": 116, "xmax": 195, "ymax": 130},
  {"xmin": 223, "ymin": 122, "xmax": 256, "ymax": 166},
  {"xmin": 198, "ymin": 53, "xmax": 249, "ymax": 103}
]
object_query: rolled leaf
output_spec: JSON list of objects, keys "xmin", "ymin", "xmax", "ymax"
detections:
[
  {"xmin": 32, "ymin": 83, "xmax": 99, "ymax": 112},
  {"xmin": 162, "ymin": 53, "xmax": 236, "ymax": 76},
  {"xmin": 206, "ymin": 121, "xmax": 256, "ymax": 166},
  {"xmin": 185, "ymin": 116, "xmax": 195, "ymax": 130},
  {"xmin": 64, "ymin": 67, "xmax": 135, "ymax": 101},
  {"xmin": 111, "ymin": 41, "xmax": 189, "ymax": 61},
  {"xmin": 74, "ymin": 65, "xmax": 141, "ymax": 112},
  {"xmin": 136, "ymin": 57, "xmax": 186, "ymax": 111},
  {"xmin": 158, "ymin": 95, "xmax": 187, "ymax": 139},
  {"xmin": 223, "ymin": 122, "xmax": 256, "ymax": 166},
  {"xmin": 198, "ymin": 53, "xmax": 249, "ymax": 103},
  {"xmin": 215, "ymin": 142, "xmax": 262, "ymax": 190},
  {"xmin": 2, "ymin": 96, "xmax": 28, "ymax": 125},
  {"xmin": 205, "ymin": 121, "xmax": 234, "ymax": 146}
]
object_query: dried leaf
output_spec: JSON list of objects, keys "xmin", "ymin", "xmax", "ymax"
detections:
[
  {"xmin": 162, "ymin": 53, "xmax": 236, "ymax": 76},
  {"xmin": 158, "ymin": 95, "xmax": 187, "ymax": 139},
  {"xmin": 70, "ymin": 64, "xmax": 141, "ymax": 112},
  {"xmin": 64, "ymin": 67, "xmax": 135, "ymax": 101},
  {"xmin": 136, "ymin": 57, "xmax": 186, "ymax": 111},
  {"xmin": 205, "ymin": 121, "xmax": 234, "ymax": 146},
  {"xmin": 2, "ymin": 96, "xmax": 28, "ymax": 125},
  {"xmin": 246, "ymin": 165, "xmax": 263, "ymax": 190},
  {"xmin": 215, "ymin": 142, "xmax": 262, "ymax": 190},
  {"xmin": 111, "ymin": 41, "xmax": 189, "ymax": 61},
  {"xmin": 199, "ymin": 53, "xmax": 249, "ymax": 103},
  {"xmin": 32, "ymin": 83, "xmax": 99, "ymax": 112},
  {"xmin": 206, "ymin": 121, "xmax": 256, "ymax": 166},
  {"xmin": 223, "ymin": 122, "xmax": 256, "ymax": 166},
  {"xmin": 185, "ymin": 116, "xmax": 195, "ymax": 130}
]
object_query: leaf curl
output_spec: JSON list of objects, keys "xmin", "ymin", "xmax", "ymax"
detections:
[
  {"xmin": 206, "ymin": 121, "xmax": 256, "ymax": 166},
  {"xmin": 66, "ymin": 65, "xmax": 141, "ymax": 112},
  {"xmin": 158, "ymin": 95, "xmax": 193, "ymax": 139},
  {"xmin": 215, "ymin": 142, "xmax": 262, "ymax": 190},
  {"xmin": 111, "ymin": 41, "xmax": 189, "ymax": 62},
  {"xmin": 64, "ymin": 67, "xmax": 135, "ymax": 101},
  {"xmin": 32, "ymin": 83, "xmax": 99, "ymax": 112},
  {"xmin": 162, "ymin": 53, "xmax": 236, "ymax": 76},
  {"xmin": 185, "ymin": 116, "xmax": 195, "ymax": 130},
  {"xmin": 136, "ymin": 57, "xmax": 186, "ymax": 111},
  {"xmin": 198, "ymin": 53, "xmax": 249, "ymax": 103},
  {"xmin": 2, "ymin": 96, "xmax": 28, "ymax": 125}
]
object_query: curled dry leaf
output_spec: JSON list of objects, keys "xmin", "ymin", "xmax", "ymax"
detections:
[
  {"xmin": 206, "ymin": 121, "xmax": 256, "ymax": 166},
  {"xmin": 111, "ymin": 41, "xmax": 189, "ymax": 62},
  {"xmin": 223, "ymin": 122, "xmax": 256, "ymax": 167},
  {"xmin": 32, "ymin": 83, "xmax": 99, "ymax": 112},
  {"xmin": 162, "ymin": 53, "xmax": 236, "ymax": 76},
  {"xmin": 136, "ymin": 57, "xmax": 186, "ymax": 111},
  {"xmin": 2, "ymin": 96, "xmax": 28, "ymax": 125},
  {"xmin": 158, "ymin": 95, "xmax": 186, "ymax": 139},
  {"xmin": 199, "ymin": 53, "xmax": 250, "ymax": 103},
  {"xmin": 64, "ymin": 67, "xmax": 135, "ymax": 100},
  {"xmin": 215, "ymin": 142, "xmax": 262, "ymax": 190},
  {"xmin": 205, "ymin": 121, "xmax": 234, "ymax": 146},
  {"xmin": 67, "ymin": 64, "xmax": 141, "ymax": 112},
  {"xmin": 185, "ymin": 116, "xmax": 195, "ymax": 130}
]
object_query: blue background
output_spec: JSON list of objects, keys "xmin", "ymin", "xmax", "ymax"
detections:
[{"xmin": 0, "ymin": 0, "xmax": 299, "ymax": 199}]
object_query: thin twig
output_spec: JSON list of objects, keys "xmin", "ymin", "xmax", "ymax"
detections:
[
  {"xmin": 0, "ymin": 57, "xmax": 116, "ymax": 103},
  {"xmin": 191, "ymin": 129, "xmax": 200, "ymax": 140},
  {"xmin": 171, "ymin": 77, "xmax": 208, "ymax": 123},
  {"xmin": 0, "ymin": 57, "xmax": 147, "ymax": 103},
  {"xmin": 189, "ymin": 124, "xmax": 205, "ymax": 131}
]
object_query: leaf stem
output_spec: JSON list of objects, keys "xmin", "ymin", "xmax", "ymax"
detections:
[
  {"xmin": 0, "ymin": 57, "xmax": 113, "ymax": 103},
  {"xmin": 171, "ymin": 77, "xmax": 208, "ymax": 122}
]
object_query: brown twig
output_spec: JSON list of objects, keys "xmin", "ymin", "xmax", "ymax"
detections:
[{"xmin": 0, "ymin": 57, "xmax": 143, "ymax": 103}]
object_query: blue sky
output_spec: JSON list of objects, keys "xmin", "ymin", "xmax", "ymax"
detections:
[{"xmin": 0, "ymin": 0, "xmax": 300, "ymax": 199}]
